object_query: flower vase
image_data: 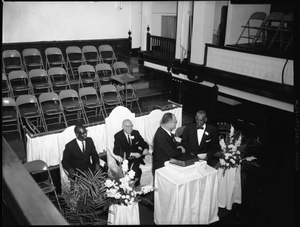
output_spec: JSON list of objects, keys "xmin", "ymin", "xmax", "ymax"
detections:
[
  {"xmin": 217, "ymin": 164, "xmax": 242, "ymax": 210},
  {"xmin": 107, "ymin": 202, "xmax": 140, "ymax": 225}
]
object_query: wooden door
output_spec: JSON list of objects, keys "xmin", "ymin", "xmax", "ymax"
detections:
[{"xmin": 161, "ymin": 16, "xmax": 177, "ymax": 39}]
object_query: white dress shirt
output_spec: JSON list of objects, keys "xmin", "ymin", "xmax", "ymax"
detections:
[
  {"xmin": 76, "ymin": 138, "xmax": 85, "ymax": 153},
  {"xmin": 197, "ymin": 123, "xmax": 206, "ymax": 145}
]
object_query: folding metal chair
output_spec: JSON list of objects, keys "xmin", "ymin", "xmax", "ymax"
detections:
[
  {"xmin": 113, "ymin": 61, "xmax": 131, "ymax": 75},
  {"xmin": 23, "ymin": 160, "xmax": 62, "ymax": 212},
  {"xmin": 45, "ymin": 47, "xmax": 67, "ymax": 71},
  {"xmin": 253, "ymin": 12, "xmax": 285, "ymax": 47},
  {"xmin": 82, "ymin": 45, "xmax": 101, "ymax": 67},
  {"xmin": 268, "ymin": 12, "xmax": 293, "ymax": 50},
  {"xmin": 16, "ymin": 94, "xmax": 47, "ymax": 134},
  {"xmin": 236, "ymin": 12, "xmax": 267, "ymax": 45},
  {"xmin": 95, "ymin": 63, "xmax": 113, "ymax": 86},
  {"xmin": 8, "ymin": 70, "xmax": 33, "ymax": 98},
  {"xmin": 99, "ymin": 84, "xmax": 123, "ymax": 117},
  {"xmin": 98, "ymin": 44, "xmax": 118, "ymax": 66},
  {"xmin": 2, "ymin": 97, "xmax": 22, "ymax": 138},
  {"xmin": 48, "ymin": 67, "xmax": 71, "ymax": 93},
  {"xmin": 79, "ymin": 87, "xmax": 105, "ymax": 124},
  {"xmin": 78, "ymin": 64, "xmax": 100, "ymax": 90},
  {"xmin": 39, "ymin": 92, "xmax": 68, "ymax": 131},
  {"xmin": 116, "ymin": 84, "xmax": 142, "ymax": 114},
  {"xmin": 29, "ymin": 69, "xmax": 53, "ymax": 97},
  {"xmin": 22, "ymin": 48, "xmax": 45, "ymax": 73},
  {"xmin": 59, "ymin": 89, "xmax": 88, "ymax": 125},
  {"xmin": 65, "ymin": 46, "xmax": 86, "ymax": 85},
  {"xmin": 2, "ymin": 73, "xmax": 13, "ymax": 98},
  {"xmin": 2, "ymin": 49, "xmax": 24, "ymax": 75}
]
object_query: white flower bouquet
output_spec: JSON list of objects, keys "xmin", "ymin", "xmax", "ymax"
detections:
[
  {"xmin": 219, "ymin": 124, "xmax": 260, "ymax": 182},
  {"xmin": 104, "ymin": 159, "xmax": 155, "ymax": 206}
]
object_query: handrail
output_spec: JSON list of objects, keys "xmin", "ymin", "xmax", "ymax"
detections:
[
  {"xmin": 2, "ymin": 137, "xmax": 69, "ymax": 225},
  {"xmin": 146, "ymin": 26, "xmax": 176, "ymax": 59}
]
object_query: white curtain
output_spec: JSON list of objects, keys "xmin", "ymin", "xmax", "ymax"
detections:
[
  {"xmin": 26, "ymin": 106, "xmax": 182, "ymax": 186},
  {"xmin": 178, "ymin": 1, "xmax": 192, "ymax": 63}
]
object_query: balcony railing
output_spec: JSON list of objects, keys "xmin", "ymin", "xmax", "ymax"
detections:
[{"xmin": 146, "ymin": 26, "xmax": 176, "ymax": 60}]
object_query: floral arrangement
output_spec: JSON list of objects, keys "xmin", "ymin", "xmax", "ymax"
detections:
[
  {"xmin": 219, "ymin": 124, "xmax": 260, "ymax": 183},
  {"xmin": 104, "ymin": 159, "xmax": 155, "ymax": 206}
]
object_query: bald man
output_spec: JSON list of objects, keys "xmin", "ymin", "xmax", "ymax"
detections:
[{"xmin": 113, "ymin": 119, "xmax": 149, "ymax": 186}]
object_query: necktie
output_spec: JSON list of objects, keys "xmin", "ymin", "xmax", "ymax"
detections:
[
  {"xmin": 171, "ymin": 133, "xmax": 176, "ymax": 143},
  {"xmin": 128, "ymin": 135, "xmax": 132, "ymax": 146},
  {"xmin": 197, "ymin": 125, "xmax": 204, "ymax": 130},
  {"xmin": 82, "ymin": 141, "xmax": 85, "ymax": 153}
]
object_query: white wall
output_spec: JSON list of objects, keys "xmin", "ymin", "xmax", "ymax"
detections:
[
  {"xmin": 2, "ymin": 2, "xmax": 132, "ymax": 43},
  {"xmin": 225, "ymin": 2, "xmax": 270, "ymax": 45},
  {"xmin": 130, "ymin": 2, "xmax": 142, "ymax": 49},
  {"xmin": 151, "ymin": 1, "xmax": 177, "ymax": 36},
  {"xmin": 190, "ymin": 1, "xmax": 215, "ymax": 65}
]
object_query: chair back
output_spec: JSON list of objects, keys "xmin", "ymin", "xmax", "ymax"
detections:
[
  {"xmin": 250, "ymin": 12, "xmax": 267, "ymax": 20},
  {"xmin": 39, "ymin": 92, "xmax": 60, "ymax": 103},
  {"xmin": 48, "ymin": 67, "xmax": 68, "ymax": 76},
  {"xmin": 29, "ymin": 69, "xmax": 49, "ymax": 79},
  {"xmin": 2, "ymin": 50, "xmax": 23, "ymax": 72},
  {"xmin": 79, "ymin": 87, "xmax": 98, "ymax": 97},
  {"xmin": 22, "ymin": 48, "xmax": 44, "ymax": 65},
  {"xmin": 66, "ymin": 46, "xmax": 85, "ymax": 61},
  {"xmin": 16, "ymin": 94, "xmax": 39, "ymax": 106},
  {"xmin": 265, "ymin": 12, "xmax": 285, "ymax": 24},
  {"xmin": 23, "ymin": 160, "xmax": 49, "ymax": 174},
  {"xmin": 2, "ymin": 97, "xmax": 17, "ymax": 108},
  {"xmin": 78, "ymin": 64, "xmax": 96, "ymax": 74},
  {"xmin": 59, "ymin": 89, "xmax": 79, "ymax": 100},
  {"xmin": 8, "ymin": 70, "xmax": 28, "ymax": 81},
  {"xmin": 100, "ymin": 84, "xmax": 117, "ymax": 94},
  {"xmin": 113, "ymin": 61, "xmax": 130, "ymax": 75}
]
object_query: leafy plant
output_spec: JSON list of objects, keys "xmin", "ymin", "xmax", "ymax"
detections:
[{"xmin": 59, "ymin": 168, "xmax": 109, "ymax": 225}]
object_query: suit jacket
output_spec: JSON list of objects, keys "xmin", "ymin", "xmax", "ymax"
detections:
[
  {"xmin": 181, "ymin": 123, "xmax": 220, "ymax": 165},
  {"xmin": 113, "ymin": 129, "xmax": 149, "ymax": 159},
  {"xmin": 153, "ymin": 126, "xmax": 183, "ymax": 173},
  {"xmin": 62, "ymin": 137, "xmax": 100, "ymax": 173}
]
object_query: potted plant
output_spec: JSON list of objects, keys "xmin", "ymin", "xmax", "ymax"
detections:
[{"xmin": 59, "ymin": 169, "xmax": 108, "ymax": 225}]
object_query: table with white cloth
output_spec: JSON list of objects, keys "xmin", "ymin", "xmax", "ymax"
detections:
[
  {"xmin": 217, "ymin": 165, "xmax": 242, "ymax": 210},
  {"xmin": 154, "ymin": 162, "xmax": 219, "ymax": 224},
  {"xmin": 107, "ymin": 202, "xmax": 140, "ymax": 225}
]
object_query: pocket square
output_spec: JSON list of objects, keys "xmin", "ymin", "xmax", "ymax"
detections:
[{"xmin": 205, "ymin": 139, "xmax": 211, "ymax": 142}]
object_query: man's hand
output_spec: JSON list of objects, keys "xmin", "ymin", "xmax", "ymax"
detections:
[
  {"xmin": 68, "ymin": 168, "xmax": 75, "ymax": 178},
  {"xmin": 177, "ymin": 145, "xmax": 186, "ymax": 153},
  {"xmin": 115, "ymin": 155, "xmax": 123, "ymax": 163},
  {"xmin": 130, "ymin": 152, "xmax": 142, "ymax": 158},
  {"xmin": 142, "ymin": 149, "xmax": 149, "ymax": 155}
]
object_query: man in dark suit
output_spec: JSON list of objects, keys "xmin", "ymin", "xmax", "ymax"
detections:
[
  {"xmin": 62, "ymin": 123, "xmax": 102, "ymax": 179},
  {"xmin": 113, "ymin": 119, "xmax": 149, "ymax": 186},
  {"xmin": 152, "ymin": 112, "xmax": 186, "ymax": 175},
  {"xmin": 181, "ymin": 110, "xmax": 221, "ymax": 167}
]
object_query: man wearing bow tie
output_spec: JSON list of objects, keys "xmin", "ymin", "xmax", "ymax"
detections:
[
  {"xmin": 113, "ymin": 119, "xmax": 149, "ymax": 186},
  {"xmin": 181, "ymin": 110, "xmax": 221, "ymax": 167}
]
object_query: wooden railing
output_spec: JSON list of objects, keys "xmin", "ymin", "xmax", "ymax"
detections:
[
  {"xmin": 2, "ymin": 137, "xmax": 69, "ymax": 225},
  {"xmin": 146, "ymin": 26, "xmax": 176, "ymax": 60}
]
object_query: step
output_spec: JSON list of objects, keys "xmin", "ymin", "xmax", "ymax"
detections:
[{"xmin": 134, "ymin": 81, "xmax": 149, "ymax": 90}]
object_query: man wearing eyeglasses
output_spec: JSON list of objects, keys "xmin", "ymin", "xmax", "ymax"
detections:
[
  {"xmin": 62, "ymin": 123, "xmax": 103, "ymax": 179},
  {"xmin": 113, "ymin": 119, "xmax": 149, "ymax": 187}
]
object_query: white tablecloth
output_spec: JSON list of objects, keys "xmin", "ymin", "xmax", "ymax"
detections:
[
  {"xmin": 108, "ymin": 202, "xmax": 140, "ymax": 225},
  {"xmin": 154, "ymin": 163, "xmax": 219, "ymax": 224},
  {"xmin": 217, "ymin": 165, "xmax": 242, "ymax": 210}
]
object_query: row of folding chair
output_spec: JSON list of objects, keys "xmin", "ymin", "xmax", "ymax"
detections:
[
  {"xmin": 236, "ymin": 11, "xmax": 293, "ymax": 50},
  {"xmin": 2, "ymin": 44, "xmax": 118, "ymax": 76},
  {"xmin": 2, "ymin": 84, "xmax": 136, "ymax": 137}
]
